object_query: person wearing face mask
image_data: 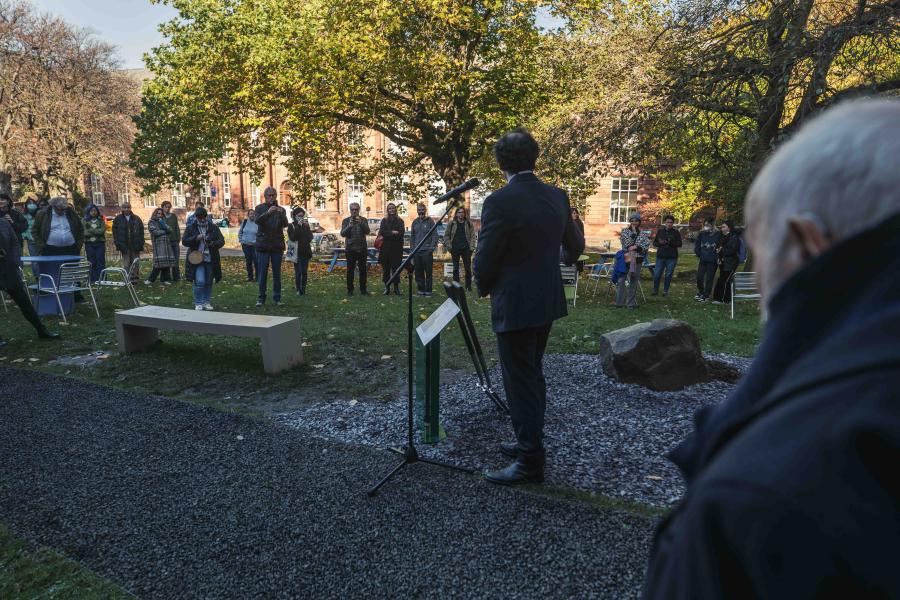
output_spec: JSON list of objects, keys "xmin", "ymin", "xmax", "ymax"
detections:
[
  {"xmin": 112, "ymin": 203, "xmax": 145, "ymax": 281},
  {"xmin": 286, "ymin": 206, "xmax": 313, "ymax": 295},
  {"xmin": 237, "ymin": 209, "xmax": 258, "ymax": 281},
  {"xmin": 642, "ymin": 99, "xmax": 900, "ymax": 600},
  {"xmin": 442, "ymin": 206, "xmax": 477, "ymax": 291},
  {"xmin": 378, "ymin": 202, "xmax": 406, "ymax": 295},
  {"xmin": 0, "ymin": 193, "xmax": 28, "ymax": 248},
  {"xmin": 410, "ymin": 202, "xmax": 437, "ymax": 296},
  {"xmin": 82, "ymin": 204, "xmax": 107, "ymax": 283},
  {"xmin": 182, "ymin": 207, "xmax": 224, "ymax": 310},
  {"xmin": 693, "ymin": 217, "xmax": 720, "ymax": 301}
]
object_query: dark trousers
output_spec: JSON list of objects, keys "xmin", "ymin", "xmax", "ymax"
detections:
[
  {"xmin": 170, "ymin": 241, "xmax": 181, "ymax": 280},
  {"xmin": 496, "ymin": 324, "xmax": 552, "ymax": 455},
  {"xmin": 346, "ymin": 249, "xmax": 368, "ymax": 293},
  {"xmin": 3, "ymin": 281, "xmax": 47, "ymax": 337},
  {"xmin": 147, "ymin": 267, "xmax": 172, "ymax": 282},
  {"xmin": 294, "ymin": 257, "xmax": 310, "ymax": 294},
  {"xmin": 714, "ymin": 268, "xmax": 735, "ymax": 302},
  {"xmin": 413, "ymin": 252, "xmax": 433, "ymax": 293},
  {"xmin": 84, "ymin": 242, "xmax": 106, "ymax": 282},
  {"xmin": 652, "ymin": 257, "xmax": 678, "ymax": 294},
  {"xmin": 381, "ymin": 255, "xmax": 402, "ymax": 289},
  {"xmin": 241, "ymin": 244, "xmax": 256, "ymax": 280},
  {"xmin": 42, "ymin": 244, "xmax": 83, "ymax": 301},
  {"xmin": 696, "ymin": 261, "xmax": 717, "ymax": 298},
  {"xmin": 257, "ymin": 250, "xmax": 283, "ymax": 302},
  {"xmin": 451, "ymin": 249, "xmax": 472, "ymax": 290}
]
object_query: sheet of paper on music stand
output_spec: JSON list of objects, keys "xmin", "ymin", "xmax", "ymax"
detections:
[{"xmin": 417, "ymin": 298, "xmax": 460, "ymax": 346}]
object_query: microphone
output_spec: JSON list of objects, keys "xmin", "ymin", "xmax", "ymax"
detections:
[{"xmin": 432, "ymin": 178, "xmax": 480, "ymax": 204}]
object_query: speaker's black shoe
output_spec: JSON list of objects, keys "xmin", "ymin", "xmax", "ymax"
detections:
[
  {"xmin": 499, "ymin": 442, "xmax": 519, "ymax": 459},
  {"xmin": 485, "ymin": 454, "xmax": 544, "ymax": 486},
  {"xmin": 38, "ymin": 331, "xmax": 60, "ymax": 340}
]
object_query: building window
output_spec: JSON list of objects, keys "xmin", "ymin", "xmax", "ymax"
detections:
[
  {"xmin": 171, "ymin": 183, "xmax": 187, "ymax": 208},
  {"xmin": 90, "ymin": 173, "xmax": 104, "ymax": 206},
  {"xmin": 200, "ymin": 181, "xmax": 211, "ymax": 205},
  {"xmin": 347, "ymin": 175, "xmax": 364, "ymax": 206},
  {"xmin": 313, "ymin": 174, "xmax": 328, "ymax": 210},
  {"xmin": 279, "ymin": 181, "xmax": 293, "ymax": 206},
  {"xmin": 250, "ymin": 182, "xmax": 260, "ymax": 207},
  {"xmin": 221, "ymin": 172, "xmax": 231, "ymax": 206},
  {"xmin": 117, "ymin": 177, "xmax": 130, "ymax": 205},
  {"xmin": 142, "ymin": 193, "xmax": 157, "ymax": 208},
  {"xmin": 610, "ymin": 177, "xmax": 639, "ymax": 224}
]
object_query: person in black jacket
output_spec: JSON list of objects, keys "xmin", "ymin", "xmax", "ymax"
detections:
[
  {"xmin": 474, "ymin": 128, "xmax": 584, "ymax": 485},
  {"xmin": 287, "ymin": 206, "xmax": 313, "ymax": 295},
  {"xmin": 378, "ymin": 202, "xmax": 406, "ymax": 295},
  {"xmin": 711, "ymin": 220, "xmax": 740, "ymax": 303},
  {"xmin": 340, "ymin": 202, "xmax": 371, "ymax": 296},
  {"xmin": 0, "ymin": 217, "xmax": 59, "ymax": 347},
  {"xmin": 693, "ymin": 217, "xmax": 720, "ymax": 301},
  {"xmin": 651, "ymin": 215, "xmax": 682, "ymax": 296},
  {"xmin": 0, "ymin": 193, "xmax": 27, "ymax": 247},
  {"xmin": 254, "ymin": 187, "xmax": 289, "ymax": 307},
  {"xmin": 111, "ymin": 203, "xmax": 145, "ymax": 281},
  {"xmin": 643, "ymin": 99, "xmax": 900, "ymax": 599},
  {"xmin": 181, "ymin": 207, "xmax": 224, "ymax": 310}
]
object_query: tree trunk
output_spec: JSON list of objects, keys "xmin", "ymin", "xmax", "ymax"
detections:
[{"xmin": 0, "ymin": 171, "xmax": 11, "ymax": 197}]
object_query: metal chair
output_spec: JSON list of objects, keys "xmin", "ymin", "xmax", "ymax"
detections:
[
  {"xmin": 584, "ymin": 262, "xmax": 612, "ymax": 295},
  {"xmin": 560, "ymin": 265, "xmax": 579, "ymax": 307},
  {"xmin": 731, "ymin": 271, "xmax": 760, "ymax": 319},
  {"xmin": 97, "ymin": 257, "xmax": 142, "ymax": 307},
  {"xmin": 36, "ymin": 260, "xmax": 100, "ymax": 323}
]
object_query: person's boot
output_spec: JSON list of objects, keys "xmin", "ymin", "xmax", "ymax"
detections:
[
  {"xmin": 485, "ymin": 451, "xmax": 544, "ymax": 486},
  {"xmin": 498, "ymin": 442, "xmax": 519, "ymax": 459}
]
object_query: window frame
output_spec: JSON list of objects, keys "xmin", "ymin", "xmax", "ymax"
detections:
[
  {"xmin": 90, "ymin": 173, "xmax": 104, "ymax": 206},
  {"xmin": 171, "ymin": 182, "xmax": 187, "ymax": 208},
  {"xmin": 609, "ymin": 177, "xmax": 639, "ymax": 224}
]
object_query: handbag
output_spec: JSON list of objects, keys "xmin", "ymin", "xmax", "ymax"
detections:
[
  {"xmin": 373, "ymin": 234, "xmax": 384, "ymax": 250},
  {"xmin": 187, "ymin": 250, "xmax": 204, "ymax": 265},
  {"xmin": 285, "ymin": 240, "xmax": 299, "ymax": 263}
]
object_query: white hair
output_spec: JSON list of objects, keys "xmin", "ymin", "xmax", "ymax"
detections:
[
  {"xmin": 747, "ymin": 99, "xmax": 900, "ymax": 249},
  {"xmin": 48, "ymin": 197, "xmax": 68, "ymax": 209}
]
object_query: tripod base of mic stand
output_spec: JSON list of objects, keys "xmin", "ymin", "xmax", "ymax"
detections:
[{"xmin": 367, "ymin": 445, "xmax": 476, "ymax": 497}]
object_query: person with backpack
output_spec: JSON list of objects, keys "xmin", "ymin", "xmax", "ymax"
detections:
[
  {"xmin": 694, "ymin": 217, "xmax": 721, "ymax": 301},
  {"xmin": 712, "ymin": 220, "xmax": 741, "ymax": 304}
]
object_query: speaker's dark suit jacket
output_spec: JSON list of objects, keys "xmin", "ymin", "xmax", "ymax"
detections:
[{"xmin": 474, "ymin": 172, "xmax": 585, "ymax": 333}]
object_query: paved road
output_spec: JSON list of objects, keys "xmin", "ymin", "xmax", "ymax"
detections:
[{"xmin": 0, "ymin": 368, "xmax": 655, "ymax": 599}]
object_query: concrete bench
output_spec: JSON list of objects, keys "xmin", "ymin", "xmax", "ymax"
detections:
[{"xmin": 115, "ymin": 306, "xmax": 303, "ymax": 374}]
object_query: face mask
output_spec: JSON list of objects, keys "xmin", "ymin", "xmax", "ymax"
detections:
[
  {"xmin": 704, "ymin": 225, "xmax": 713, "ymax": 231},
  {"xmin": 27, "ymin": 203, "xmax": 37, "ymax": 212}
]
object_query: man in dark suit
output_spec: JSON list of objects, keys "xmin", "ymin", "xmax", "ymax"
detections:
[{"xmin": 474, "ymin": 128, "xmax": 585, "ymax": 485}]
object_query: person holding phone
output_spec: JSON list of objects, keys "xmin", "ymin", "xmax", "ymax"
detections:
[
  {"xmin": 182, "ymin": 207, "xmax": 224, "ymax": 310},
  {"xmin": 287, "ymin": 206, "xmax": 313, "ymax": 295},
  {"xmin": 340, "ymin": 202, "xmax": 371, "ymax": 296}
]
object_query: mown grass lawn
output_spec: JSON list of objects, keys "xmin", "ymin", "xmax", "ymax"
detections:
[{"xmin": 1, "ymin": 253, "xmax": 760, "ymax": 413}]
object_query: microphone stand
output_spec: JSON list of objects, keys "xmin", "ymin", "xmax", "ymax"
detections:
[{"xmin": 367, "ymin": 198, "xmax": 475, "ymax": 496}]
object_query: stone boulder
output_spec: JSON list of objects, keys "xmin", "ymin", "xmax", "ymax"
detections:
[{"xmin": 599, "ymin": 319, "xmax": 710, "ymax": 391}]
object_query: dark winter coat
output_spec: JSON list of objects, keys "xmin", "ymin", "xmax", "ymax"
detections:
[
  {"xmin": 0, "ymin": 218, "xmax": 23, "ymax": 290},
  {"xmin": 716, "ymin": 232, "xmax": 741, "ymax": 272},
  {"xmin": 442, "ymin": 219, "xmax": 476, "ymax": 252},
  {"xmin": 34, "ymin": 206, "xmax": 84, "ymax": 254},
  {"xmin": 340, "ymin": 216, "xmax": 370, "ymax": 252},
  {"xmin": 643, "ymin": 213, "xmax": 900, "ymax": 599},
  {"xmin": 652, "ymin": 227, "xmax": 682, "ymax": 259},
  {"xmin": 378, "ymin": 215, "xmax": 405, "ymax": 266},
  {"xmin": 181, "ymin": 220, "xmax": 224, "ymax": 283},
  {"xmin": 112, "ymin": 213, "xmax": 145, "ymax": 253},
  {"xmin": 254, "ymin": 202, "xmax": 289, "ymax": 253},
  {"xmin": 0, "ymin": 206, "xmax": 28, "ymax": 245},
  {"xmin": 163, "ymin": 212, "xmax": 180, "ymax": 243},
  {"xmin": 287, "ymin": 221, "xmax": 313, "ymax": 259},
  {"xmin": 474, "ymin": 172, "xmax": 584, "ymax": 333},
  {"xmin": 693, "ymin": 229, "xmax": 721, "ymax": 263}
]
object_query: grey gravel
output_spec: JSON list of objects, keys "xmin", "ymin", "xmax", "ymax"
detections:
[
  {"xmin": 280, "ymin": 353, "xmax": 750, "ymax": 507},
  {"xmin": 0, "ymin": 367, "xmax": 656, "ymax": 599}
]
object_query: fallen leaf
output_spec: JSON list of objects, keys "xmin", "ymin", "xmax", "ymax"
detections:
[
  {"xmin": 312, "ymin": 364, "xmax": 325, "ymax": 369},
  {"xmin": 340, "ymin": 298, "xmax": 349, "ymax": 304},
  {"xmin": 11, "ymin": 358, "xmax": 24, "ymax": 363},
  {"xmin": 646, "ymin": 475, "xmax": 663, "ymax": 481},
  {"xmin": 0, "ymin": 357, "xmax": 7, "ymax": 361},
  {"xmin": 28, "ymin": 358, "xmax": 39, "ymax": 362},
  {"xmin": 236, "ymin": 435, "xmax": 244, "ymax": 441},
  {"xmin": 301, "ymin": 342, "xmax": 312, "ymax": 347},
  {"xmin": 327, "ymin": 334, "xmax": 335, "ymax": 340},
  {"xmin": 349, "ymin": 400, "xmax": 358, "ymax": 406},
  {"xmin": 380, "ymin": 355, "xmax": 392, "ymax": 360}
]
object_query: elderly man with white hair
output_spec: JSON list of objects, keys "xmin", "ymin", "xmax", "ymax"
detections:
[
  {"xmin": 642, "ymin": 99, "xmax": 900, "ymax": 598},
  {"xmin": 33, "ymin": 196, "xmax": 83, "ymax": 258}
]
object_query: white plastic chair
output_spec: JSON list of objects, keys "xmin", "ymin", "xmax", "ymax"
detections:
[
  {"xmin": 731, "ymin": 272, "xmax": 760, "ymax": 319},
  {"xmin": 36, "ymin": 260, "xmax": 100, "ymax": 323},
  {"xmin": 97, "ymin": 257, "xmax": 142, "ymax": 307},
  {"xmin": 585, "ymin": 262, "xmax": 612, "ymax": 295},
  {"xmin": 560, "ymin": 265, "xmax": 579, "ymax": 307}
]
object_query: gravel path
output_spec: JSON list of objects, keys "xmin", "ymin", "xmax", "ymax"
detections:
[
  {"xmin": 279, "ymin": 353, "xmax": 750, "ymax": 507},
  {"xmin": 0, "ymin": 367, "xmax": 655, "ymax": 599}
]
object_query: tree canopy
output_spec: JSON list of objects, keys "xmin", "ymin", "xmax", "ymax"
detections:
[{"xmin": 133, "ymin": 0, "xmax": 569, "ymax": 206}]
